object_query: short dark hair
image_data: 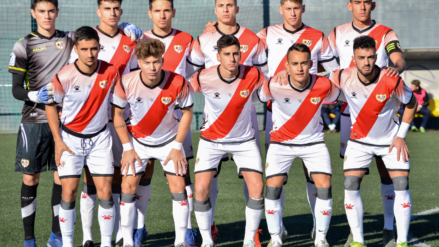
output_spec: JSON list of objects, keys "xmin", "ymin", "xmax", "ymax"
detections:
[
  {"xmin": 217, "ymin": 35, "xmax": 240, "ymax": 53},
  {"xmin": 97, "ymin": 0, "xmax": 123, "ymax": 6},
  {"xmin": 280, "ymin": 0, "xmax": 303, "ymax": 5},
  {"xmin": 150, "ymin": 0, "xmax": 174, "ymax": 10},
  {"xmin": 135, "ymin": 39, "xmax": 166, "ymax": 60},
  {"xmin": 411, "ymin": 80, "xmax": 421, "ymax": 87},
  {"xmin": 74, "ymin": 26, "xmax": 100, "ymax": 46},
  {"xmin": 31, "ymin": 0, "xmax": 58, "ymax": 10},
  {"xmin": 287, "ymin": 43, "xmax": 311, "ymax": 60},
  {"xmin": 353, "ymin": 36, "xmax": 376, "ymax": 52},
  {"xmin": 215, "ymin": 0, "xmax": 237, "ymax": 5}
]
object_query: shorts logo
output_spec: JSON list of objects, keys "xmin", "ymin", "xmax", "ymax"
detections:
[
  {"xmin": 310, "ymin": 97, "xmax": 321, "ymax": 105},
  {"xmin": 123, "ymin": 45, "xmax": 131, "ymax": 53},
  {"xmin": 55, "ymin": 41, "xmax": 65, "ymax": 50},
  {"xmin": 240, "ymin": 90, "xmax": 250, "ymax": 98},
  {"xmin": 174, "ymin": 45, "xmax": 183, "ymax": 53},
  {"xmin": 345, "ymin": 203, "xmax": 354, "ymax": 210},
  {"xmin": 302, "ymin": 39, "xmax": 312, "ymax": 47},
  {"xmin": 9, "ymin": 53, "xmax": 16, "ymax": 66},
  {"xmin": 266, "ymin": 210, "xmax": 277, "ymax": 215},
  {"xmin": 59, "ymin": 161, "xmax": 66, "ymax": 169},
  {"xmin": 195, "ymin": 157, "xmax": 200, "ymax": 166},
  {"xmin": 240, "ymin": 45, "xmax": 249, "ymax": 53},
  {"xmin": 99, "ymin": 80, "xmax": 108, "ymax": 89},
  {"xmin": 376, "ymin": 94, "xmax": 387, "ymax": 102},
  {"xmin": 265, "ymin": 162, "xmax": 269, "ymax": 170},
  {"xmin": 321, "ymin": 210, "xmax": 331, "ymax": 216},
  {"xmin": 340, "ymin": 142, "xmax": 346, "ymax": 150},
  {"xmin": 21, "ymin": 159, "xmax": 30, "ymax": 168},
  {"xmin": 161, "ymin": 97, "xmax": 172, "ymax": 105}
]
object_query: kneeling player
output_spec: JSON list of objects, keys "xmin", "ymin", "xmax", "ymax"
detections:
[
  {"xmin": 46, "ymin": 27, "xmax": 119, "ymax": 247},
  {"xmin": 330, "ymin": 36, "xmax": 416, "ymax": 247},
  {"xmin": 190, "ymin": 35, "xmax": 265, "ymax": 247},
  {"xmin": 111, "ymin": 39, "xmax": 194, "ymax": 247},
  {"xmin": 259, "ymin": 44, "xmax": 339, "ymax": 247}
]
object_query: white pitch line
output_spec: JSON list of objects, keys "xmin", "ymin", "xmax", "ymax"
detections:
[{"xmin": 407, "ymin": 207, "xmax": 439, "ymax": 247}]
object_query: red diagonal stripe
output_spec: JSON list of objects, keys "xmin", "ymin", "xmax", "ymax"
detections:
[
  {"xmin": 110, "ymin": 35, "xmax": 136, "ymax": 75},
  {"xmin": 238, "ymin": 28, "xmax": 260, "ymax": 64},
  {"xmin": 162, "ymin": 30, "xmax": 193, "ymax": 73}
]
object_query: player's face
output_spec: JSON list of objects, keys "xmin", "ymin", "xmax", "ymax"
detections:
[
  {"xmin": 30, "ymin": 2, "xmax": 59, "ymax": 31},
  {"xmin": 97, "ymin": 1, "xmax": 123, "ymax": 27},
  {"xmin": 348, "ymin": 0, "xmax": 375, "ymax": 23},
  {"xmin": 279, "ymin": 1, "xmax": 305, "ymax": 28},
  {"xmin": 215, "ymin": 0, "xmax": 239, "ymax": 25},
  {"xmin": 353, "ymin": 48, "xmax": 377, "ymax": 77},
  {"xmin": 217, "ymin": 45, "xmax": 241, "ymax": 72},
  {"xmin": 74, "ymin": 39, "xmax": 100, "ymax": 68},
  {"xmin": 285, "ymin": 50, "xmax": 312, "ymax": 84},
  {"xmin": 148, "ymin": 0, "xmax": 175, "ymax": 30},
  {"xmin": 410, "ymin": 84, "xmax": 419, "ymax": 92},
  {"xmin": 138, "ymin": 56, "xmax": 163, "ymax": 81}
]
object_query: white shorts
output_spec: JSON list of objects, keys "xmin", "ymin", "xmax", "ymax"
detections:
[
  {"xmin": 194, "ymin": 139, "xmax": 262, "ymax": 176},
  {"xmin": 343, "ymin": 141, "xmax": 410, "ymax": 173},
  {"xmin": 58, "ymin": 127, "xmax": 114, "ymax": 179},
  {"xmin": 265, "ymin": 143, "xmax": 332, "ymax": 183},
  {"xmin": 128, "ymin": 137, "xmax": 187, "ymax": 176},
  {"xmin": 264, "ymin": 110, "xmax": 272, "ymax": 156},
  {"xmin": 340, "ymin": 114, "xmax": 351, "ymax": 158},
  {"xmin": 108, "ymin": 122, "xmax": 123, "ymax": 168},
  {"xmin": 174, "ymin": 109, "xmax": 194, "ymax": 160}
]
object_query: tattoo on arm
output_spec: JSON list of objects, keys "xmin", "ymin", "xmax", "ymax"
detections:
[{"xmin": 114, "ymin": 124, "xmax": 126, "ymax": 129}]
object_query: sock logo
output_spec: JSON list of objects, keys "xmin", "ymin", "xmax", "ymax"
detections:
[
  {"xmin": 179, "ymin": 200, "xmax": 188, "ymax": 206},
  {"xmin": 120, "ymin": 202, "xmax": 125, "ymax": 206},
  {"xmin": 135, "ymin": 195, "xmax": 142, "ymax": 200},
  {"xmin": 266, "ymin": 210, "xmax": 277, "ymax": 215},
  {"xmin": 188, "ymin": 194, "xmax": 193, "ymax": 198},
  {"xmin": 102, "ymin": 215, "xmax": 113, "ymax": 220},
  {"xmin": 386, "ymin": 195, "xmax": 395, "ymax": 200},
  {"xmin": 81, "ymin": 193, "xmax": 89, "ymax": 199},
  {"xmin": 321, "ymin": 211, "xmax": 331, "ymax": 216},
  {"xmin": 313, "ymin": 193, "xmax": 318, "ymax": 198},
  {"xmin": 59, "ymin": 218, "xmax": 67, "ymax": 223},
  {"xmin": 402, "ymin": 202, "xmax": 411, "ymax": 208},
  {"xmin": 345, "ymin": 204, "xmax": 355, "ymax": 210}
]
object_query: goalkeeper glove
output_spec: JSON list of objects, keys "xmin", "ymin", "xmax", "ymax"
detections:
[
  {"xmin": 28, "ymin": 83, "xmax": 54, "ymax": 104},
  {"xmin": 119, "ymin": 23, "xmax": 144, "ymax": 42}
]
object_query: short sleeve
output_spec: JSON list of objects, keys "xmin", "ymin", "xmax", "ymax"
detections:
[
  {"xmin": 252, "ymin": 38, "xmax": 268, "ymax": 66},
  {"xmin": 257, "ymin": 78, "xmax": 273, "ymax": 103},
  {"xmin": 256, "ymin": 28, "xmax": 268, "ymax": 50},
  {"xmin": 394, "ymin": 78, "xmax": 413, "ymax": 105},
  {"xmin": 187, "ymin": 37, "xmax": 205, "ymax": 67},
  {"xmin": 328, "ymin": 28, "xmax": 338, "ymax": 57},
  {"xmin": 318, "ymin": 34, "xmax": 339, "ymax": 72},
  {"xmin": 176, "ymin": 79, "xmax": 194, "ymax": 110},
  {"xmin": 188, "ymin": 71, "xmax": 202, "ymax": 93},
  {"xmin": 52, "ymin": 74, "xmax": 66, "ymax": 104},
  {"xmin": 8, "ymin": 39, "xmax": 28, "ymax": 74},
  {"xmin": 325, "ymin": 81, "xmax": 341, "ymax": 103},
  {"xmin": 111, "ymin": 77, "xmax": 128, "ymax": 109},
  {"xmin": 329, "ymin": 69, "xmax": 342, "ymax": 88}
]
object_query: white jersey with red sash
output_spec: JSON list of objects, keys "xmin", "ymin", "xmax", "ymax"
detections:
[
  {"xmin": 331, "ymin": 67, "xmax": 413, "ymax": 146},
  {"xmin": 52, "ymin": 61, "xmax": 119, "ymax": 134},
  {"xmin": 111, "ymin": 70, "xmax": 193, "ymax": 146},
  {"xmin": 190, "ymin": 65, "xmax": 266, "ymax": 143}
]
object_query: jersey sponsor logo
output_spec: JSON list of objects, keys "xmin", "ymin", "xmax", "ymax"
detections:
[
  {"xmin": 302, "ymin": 39, "xmax": 312, "ymax": 47},
  {"xmin": 123, "ymin": 45, "xmax": 131, "ymax": 53},
  {"xmin": 55, "ymin": 41, "xmax": 65, "ymax": 50},
  {"xmin": 310, "ymin": 97, "xmax": 321, "ymax": 105},
  {"xmin": 344, "ymin": 40, "xmax": 351, "ymax": 47},
  {"xmin": 240, "ymin": 90, "xmax": 250, "ymax": 98},
  {"xmin": 74, "ymin": 85, "xmax": 81, "ymax": 92},
  {"xmin": 214, "ymin": 92, "xmax": 221, "ymax": 99},
  {"xmin": 212, "ymin": 45, "xmax": 218, "ymax": 52},
  {"xmin": 99, "ymin": 80, "xmax": 108, "ymax": 89},
  {"xmin": 33, "ymin": 46, "xmax": 47, "ymax": 52},
  {"xmin": 161, "ymin": 97, "xmax": 172, "ymax": 105},
  {"xmin": 284, "ymin": 98, "xmax": 291, "ymax": 104},
  {"xmin": 30, "ymin": 113, "xmax": 38, "ymax": 117},
  {"xmin": 276, "ymin": 38, "xmax": 283, "ymax": 45},
  {"xmin": 21, "ymin": 159, "xmax": 29, "ymax": 168},
  {"xmin": 9, "ymin": 53, "xmax": 16, "ymax": 66},
  {"xmin": 376, "ymin": 94, "xmax": 387, "ymax": 102},
  {"xmin": 240, "ymin": 45, "xmax": 249, "ymax": 53},
  {"xmin": 136, "ymin": 97, "xmax": 143, "ymax": 103},
  {"xmin": 174, "ymin": 45, "xmax": 183, "ymax": 53}
]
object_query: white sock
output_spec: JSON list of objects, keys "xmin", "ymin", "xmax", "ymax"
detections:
[
  {"xmin": 59, "ymin": 200, "xmax": 76, "ymax": 247},
  {"xmin": 306, "ymin": 182, "xmax": 317, "ymax": 232},
  {"xmin": 120, "ymin": 193, "xmax": 136, "ymax": 246},
  {"xmin": 243, "ymin": 180, "xmax": 249, "ymax": 202},
  {"xmin": 97, "ymin": 199, "xmax": 115, "ymax": 246},
  {"xmin": 280, "ymin": 186, "xmax": 285, "ymax": 230},
  {"xmin": 381, "ymin": 183, "xmax": 395, "ymax": 230},
  {"xmin": 172, "ymin": 193, "xmax": 189, "ymax": 245},
  {"xmin": 80, "ymin": 185, "xmax": 96, "ymax": 245},
  {"xmin": 136, "ymin": 185, "xmax": 151, "ymax": 229},
  {"xmin": 210, "ymin": 176, "xmax": 219, "ymax": 226},
  {"xmin": 315, "ymin": 198, "xmax": 333, "ymax": 245},
  {"xmin": 265, "ymin": 198, "xmax": 282, "ymax": 244},
  {"xmin": 112, "ymin": 193, "xmax": 122, "ymax": 242},
  {"xmin": 194, "ymin": 199, "xmax": 213, "ymax": 244},
  {"xmin": 186, "ymin": 184, "xmax": 194, "ymax": 229},
  {"xmin": 345, "ymin": 190, "xmax": 364, "ymax": 245},
  {"xmin": 244, "ymin": 198, "xmax": 264, "ymax": 244},
  {"xmin": 394, "ymin": 190, "xmax": 412, "ymax": 244}
]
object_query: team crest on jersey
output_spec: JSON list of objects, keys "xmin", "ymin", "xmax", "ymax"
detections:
[
  {"xmin": 123, "ymin": 45, "xmax": 131, "ymax": 53},
  {"xmin": 174, "ymin": 45, "xmax": 183, "ymax": 53},
  {"xmin": 99, "ymin": 80, "xmax": 108, "ymax": 89},
  {"xmin": 240, "ymin": 45, "xmax": 249, "ymax": 53},
  {"xmin": 21, "ymin": 159, "xmax": 29, "ymax": 168},
  {"xmin": 161, "ymin": 97, "xmax": 172, "ymax": 105},
  {"xmin": 240, "ymin": 90, "xmax": 250, "ymax": 98},
  {"xmin": 55, "ymin": 41, "xmax": 65, "ymax": 50},
  {"xmin": 310, "ymin": 97, "xmax": 321, "ymax": 105},
  {"xmin": 376, "ymin": 94, "xmax": 387, "ymax": 102},
  {"xmin": 302, "ymin": 39, "xmax": 312, "ymax": 47}
]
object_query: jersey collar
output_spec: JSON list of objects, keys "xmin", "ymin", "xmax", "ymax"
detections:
[
  {"xmin": 217, "ymin": 65, "xmax": 241, "ymax": 84},
  {"xmin": 74, "ymin": 60, "xmax": 100, "ymax": 77},
  {"xmin": 96, "ymin": 26, "xmax": 120, "ymax": 38},
  {"xmin": 352, "ymin": 20, "xmax": 376, "ymax": 34},
  {"xmin": 289, "ymin": 75, "xmax": 312, "ymax": 92},
  {"xmin": 32, "ymin": 30, "xmax": 59, "ymax": 40},
  {"xmin": 357, "ymin": 65, "xmax": 381, "ymax": 86},
  {"xmin": 151, "ymin": 29, "xmax": 174, "ymax": 39},
  {"xmin": 215, "ymin": 24, "xmax": 241, "ymax": 36},
  {"xmin": 140, "ymin": 70, "xmax": 165, "ymax": 90},
  {"xmin": 283, "ymin": 23, "xmax": 305, "ymax": 35}
]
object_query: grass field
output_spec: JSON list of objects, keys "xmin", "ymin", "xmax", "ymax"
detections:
[{"xmin": 1, "ymin": 132, "xmax": 438, "ymax": 247}]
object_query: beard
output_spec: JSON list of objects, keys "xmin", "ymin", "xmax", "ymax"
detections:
[{"xmin": 358, "ymin": 66, "xmax": 374, "ymax": 77}]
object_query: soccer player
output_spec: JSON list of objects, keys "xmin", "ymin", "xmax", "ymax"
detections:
[
  {"xmin": 111, "ymin": 39, "xmax": 194, "ymax": 247},
  {"xmin": 259, "ymin": 43, "xmax": 340, "ymax": 247},
  {"xmin": 46, "ymin": 26, "xmax": 119, "ymax": 247},
  {"xmin": 190, "ymin": 35, "xmax": 265, "ymax": 247},
  {"xmin": 187, "ymin": 1, "xmax": 268, "ymax": 243},
  {"xmin": 330, "ymin": 36, "xmax": 416, "ymax": 247},
  {"xmin": 123, "ymin": 0, "xmax": 197, "ymax": 245},
  {"xmin": 327, "ymin": 1, "xmax": 406, "ymax": 245}
]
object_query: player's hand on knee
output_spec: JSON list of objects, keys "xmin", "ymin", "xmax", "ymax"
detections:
[
  {"xmin": 121, "ymin": 150, "xmax": 141, "ymax": 177},
  {"xmin": 386, "ymin": 67, "xmax": 399, "ymax": 77},
  {"xmin": 389, "ymin": 137, "xmax": 410, "ymax": 162},
  {"xmin": 54, "ymin": 141, "xmax": 74, "ymax": 167},
  {"xmin": 273, "ymin": 69, "xmax": 290, "ymax": 86},
  {"xmin": 164, "ymin": 149, "xmax": 187, "ymax": 177},
  {"xmin": 204, "ymin": 21, "xmax": 217, "ymax": 33}
]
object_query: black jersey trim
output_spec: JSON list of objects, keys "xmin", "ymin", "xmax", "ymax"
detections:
[
  {"xmin": 402, "ymin": 92, "xmax": 414, "ymax": 106},
  {"xmin": 200, "ymin": 136, "xmax": 255, "ymax": 144},
  {"xmin": 179, "ymin": 103, "xmax": 194, "ymax": 110},
  {"xmin": 333, "ymin": 27, "xmax": 337, "ymax": 39},
  {"xmin": 349, "ymin": 138, "xmax": 390, "ymax": 147},
  {"xmin": 320, "ymin": 56, "xmax": 337, "ymax": 64},
  {"xmin": 338, "ymin": 69, "xmax": 345, "ymax": 87},
  {"xmin": 217, "ymin": 65, "xmax": 240, "ymax": 84},
  {"xmin": 283, "ymin": 23, "xmax": 305, "ymax": 35},
  {"xmin": 140, "ymin": 70, "xmax": 165, "ymax": 90},
  {"xmin": 110, "ymin": 102, "xmax": 125, "ymax": 110},
  {"xmin": 32, "ymin": 30, "xmax": 61, "ymax": 39},
  {"xmin": 151, "ymin": 29, "xmax": 174, "ymax": 39},
  {"xmin": 357, "ymin": 66, "xmax": 381, "ymax": 87},
  {"xmin": 74, "ymin": 60, "xmax": 99, "ymax": 77},
  {"xmin": 341, "ymin": 112, "xmax": 350, "ymax": 117},
  {"xmin": 197, "ymin": 68, "xmax": 204, "ymax": 89},
  {"xmin": 132, "ymin": 134, "xmax": 176, "ymax": 147},
  {"xmin": 119, "ymin": 76, "xmax": 125, "ymax": 93},
  {"xmin": 253, "ymin": 61, "xmax": 268, "ymax": 67},
  {"xmin": 96, "ymin": 26, "xmax": 120, "ymax": 38},
  {"xmin": 352, "ymin": 20, "xmax": 376, "ymax": 34},
  {"xmin": 289, "ymin": 75, "xmax": 312, "ymax": 92},
  {"xmin": 269, "ymin": 141, "xmax": 325, "ymax": 147},
  {"xmin": 186, "ymin": 57, "xmax": 204, "ymax": 67},
  {"xmin": 62, "ymin": 124, "xmax": 107, "ymax": 139},
  {"xmin": 216, "ymin": 24, "xmax": 241, "ymax": 36},
  {"xmin": 394, "ymin": 77, "xmax": 402, "ymax": 91}
]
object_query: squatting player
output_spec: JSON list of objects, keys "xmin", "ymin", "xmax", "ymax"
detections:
[
  {"xmin": 330, "ymin": 36, "xmax": 416, "ymax": 247},
  {"xmin": 111, "ymin": 39, "xmax": 194, "ymax": 247},
  {"xmin": 46, "ymin": 26, "xmax": 120, "ymax": 247},
  {"xmin": 190, "ymin": 35, "xmax": 266, "ymax": 247},
  {"xmin": 259, "ymin": 43, "xmax": 341, "ymax": 247},
  {"xmin": 328, "ymin": 1, "xmax": 406, "ymax": 245}
]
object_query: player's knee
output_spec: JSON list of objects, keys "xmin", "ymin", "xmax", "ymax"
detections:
[
  {"xmin": 82, "ymin": 181, "xmax": 97, "ymax": 195},
  {"xmin": 23, "ymin": 174, "xmax": 39, "ymax": 186},
  {"xmin": 316, "ymin": 186, "xmax": 332, "ymax": 200},
  {"xmin": 97, "ymin": 185, "xmax": 112, "ymax": 200},
  {"xmin": 99, "ymin": 197, "xmax": 114, "ymax": 209},
  {"xmin": 392, "ymin": 176, "xmax": 409, "ymax": 191},
  {"xmin": 63, "ymin": 190, "xmax": 77, "ymax": 202},
  {"xmin": 194, "ymin": 183, "xmax": 209, "ymax": 200},
  {"xmin": 265, "ymin": 186, "xmax": 282, "ymax": 200},
  {"xmin": 121, "ymin": 181, "xmax": 136, "ymax": 194},
  {"xmin": 344, "ymin": 176, "xmax": 362, "ymax": 191}
]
